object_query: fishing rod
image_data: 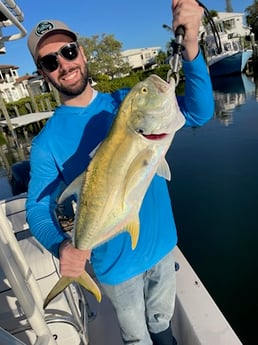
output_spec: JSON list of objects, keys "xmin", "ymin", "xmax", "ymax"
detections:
[{"xmin": 165, "ymin": 0, "xmax": 222, "ymax": 83}]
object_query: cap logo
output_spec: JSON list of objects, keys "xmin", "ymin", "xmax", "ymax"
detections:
[{"xmin": 35, "ymin": 21, "xmax": 54, "ymax": 37}]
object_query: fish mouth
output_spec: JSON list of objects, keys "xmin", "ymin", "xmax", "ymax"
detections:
[{"xmin": 142, "ymin": 133, "xmax": 168, "ymax": 140}]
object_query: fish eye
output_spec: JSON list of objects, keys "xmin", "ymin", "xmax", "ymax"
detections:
[{"xmin": 141, "ymin": 87, "xmax": 148, "ymax": 94}]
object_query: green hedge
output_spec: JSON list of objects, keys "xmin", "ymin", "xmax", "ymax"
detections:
[{"xmin": 94, "ymin": 65, "xmax": 185, "ymax": 94}]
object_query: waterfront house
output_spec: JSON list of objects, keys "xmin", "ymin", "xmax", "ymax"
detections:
[{"xmin": 121, "ymin": 46, "xmax": 160, "ymax": 71}]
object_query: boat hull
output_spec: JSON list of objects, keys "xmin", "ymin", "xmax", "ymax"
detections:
[{"xmin": 209, "ymin": 50, "xmax": 253, "ymax": 77}]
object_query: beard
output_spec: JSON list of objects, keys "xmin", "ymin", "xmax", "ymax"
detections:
[{"xmin": 49, "ymin": 63, "xmax": 89, "ymax": 97}]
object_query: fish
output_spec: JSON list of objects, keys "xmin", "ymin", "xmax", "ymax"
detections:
[{"xmin": 43, "ymin": 74, "xmax": 185, "ymax": 309}]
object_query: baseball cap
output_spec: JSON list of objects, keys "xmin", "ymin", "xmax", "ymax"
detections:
[{"xmin": 28, "ymin": 20, "xmax": 77, "ymax": 63}]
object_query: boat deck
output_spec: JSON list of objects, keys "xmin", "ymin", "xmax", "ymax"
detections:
[
  {"xmin": 86, "ymin": 292, "xmax": 123, "ymax": 344},
  {"xmin": 0, "ymin": 194, "xmax": 243, "ymax": 345}
]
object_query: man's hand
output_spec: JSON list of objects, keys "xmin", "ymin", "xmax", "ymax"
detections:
[
  {"xmin": 59, "ymin": 239, "xmax": 91, "ymax": 277},
  {"xmin": 172, "ymin": 0, "xmax": 204, "ymax": 61}
]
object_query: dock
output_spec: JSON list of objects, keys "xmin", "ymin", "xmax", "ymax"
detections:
[{"xmin": 0, "ymin": 111, "xmax": 53, "ymax": 130}]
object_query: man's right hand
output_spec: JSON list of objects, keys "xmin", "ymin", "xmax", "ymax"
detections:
[{"xmin": 59, "ymin": 239, "xmax": 91, "ymax": 277}]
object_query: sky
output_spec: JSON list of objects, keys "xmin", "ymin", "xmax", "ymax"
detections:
[{"xmin": 0, "ymin": 0, "xmax": 251, "ymax": 76}]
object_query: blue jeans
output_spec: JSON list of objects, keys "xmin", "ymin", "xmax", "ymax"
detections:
[{"xmin": 101, "ymin": 250, "xmax": 176, "ymax": 345}]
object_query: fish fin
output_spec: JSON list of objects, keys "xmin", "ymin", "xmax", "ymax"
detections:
[
  {"xmin": 78, "ymin": 271, "xmax": 102, "ymax": 302},
  {"xmin": 126, "ymin": 218, "xmax": 140, "ymax": 250},
  {"xmin": 43, "ymin": 276, "xmax": 73, "ymax": 309},
  {"xmin": 156, "ymin": 158, "xmax": 171, "ymax": 181},
  {"xmin": 122, "ymin": 149, "xmax": 153, "ymax": 200},
  {"xmin": 58, "ymin": 173, "xmax": 84, "ymax": 204},
  {"xmin": 43, "ymin": 272, "xmax": 102, "ymax": 309}
]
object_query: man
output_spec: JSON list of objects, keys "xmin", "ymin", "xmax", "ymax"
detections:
[{"xmin": 26, "ymin": 1, "xmax": 214, "ymax": 344}]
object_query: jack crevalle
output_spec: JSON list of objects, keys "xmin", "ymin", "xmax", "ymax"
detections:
[{"xmin": 43, "ymin": 74, "xmax": 185, "ymax": 308}]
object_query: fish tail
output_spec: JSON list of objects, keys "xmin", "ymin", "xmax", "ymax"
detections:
[
  {"xmin": 43, "ymin": 272, "xmax": 102, "ymax": 309},
  {"xmin": 43, "ymin": 276, "xmax": 73, "ymax": 309},
  {"xmin": 78, "ymin": 271, "xmax": 102, "ymax": 302}
]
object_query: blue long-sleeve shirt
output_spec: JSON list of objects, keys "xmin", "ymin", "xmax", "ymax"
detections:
[{"xmin": 26, "ymin": 51, "xmax": 214, "ymax": 285}]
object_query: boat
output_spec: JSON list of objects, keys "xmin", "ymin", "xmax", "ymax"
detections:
[
  {"xmin": 203, "ymin": 32, "xmax": 252, "ymax": 77},
  {"xmin": 0, "ymin": 193, "xmax": 243, "ymax": 345},
  {"xmin": 200, "ymin": 12, "xmax": 253, "ymax": 77}
]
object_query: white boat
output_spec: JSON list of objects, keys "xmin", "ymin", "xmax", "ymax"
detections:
[
  {"xmin": 0, "ymin": 193, "xmax": 243, "ymax": 345},
  {"xmin": 200, "ymin": 12, "xmax": 253, "ymax": 77},
  {"xmin": 203, "ymin": 32, "xmax": 252, "ymax": 77}
]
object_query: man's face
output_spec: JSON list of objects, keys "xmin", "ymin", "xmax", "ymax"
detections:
[{"xmin": 37, "ymin": 33, "xmax": 89, "ymax": 97}]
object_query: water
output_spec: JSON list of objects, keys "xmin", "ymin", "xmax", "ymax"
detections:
[
  {"xmin": 167, "ymin": 73, "xmax": 258, "ymax": 345},
  {"xmin": 0, "ymin": 73, "xmax": 257, "ymax": 344}
]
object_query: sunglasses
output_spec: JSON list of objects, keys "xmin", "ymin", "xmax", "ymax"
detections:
[{"xmin": 37, "ymin": 42, "xmax": 79, "ymax": 72}]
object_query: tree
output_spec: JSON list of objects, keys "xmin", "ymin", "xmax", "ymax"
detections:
[
  {"xmin": 246, "ymin": 1, "xmax": 258, "ymax": 39},
  {"xmin": 156, "ymin": 50, "xmax": 167, "ymax": 65},
  {"xmin": 78, "ymin": 34, "xmax": 130, "ymax": 79}
]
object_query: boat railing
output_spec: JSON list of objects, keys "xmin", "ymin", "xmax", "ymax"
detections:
[
  {"xmin": 0, "ymin": 195, "xmax": 89, "ymax": 344},
  {"xmin": 204, "ymin": 32, "xmax": 244, "ymax": 59},
  {"xmin": 0, "ymin": 202, "xmax": 57, "ymax": 344},
  {"xmin": 0, "ymin": 0, "xmax": 27, "ymax": 44}
]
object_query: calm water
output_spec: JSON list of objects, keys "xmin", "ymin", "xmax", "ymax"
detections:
[
  {"xmin": 0, "ymin": 74, "xmax": 257, "ymax": 344},
  {"xmin": 167, "ymin": 73, "xmax": 258, "ymax": 345}
]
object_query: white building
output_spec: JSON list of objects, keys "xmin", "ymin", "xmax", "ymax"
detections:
[
  {"xmin": 121, "ymin": 47, "xmax": 160, "ymax": 71},
  {"xmin": 0, "ymin": 65, "xmax": 27, "ymax": 102},
  {"xmin": 0, "ymin": 65, "xmax": 49, "ymax": 103}
]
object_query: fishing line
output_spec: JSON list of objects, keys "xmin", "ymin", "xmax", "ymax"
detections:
[{"xmin": 197, "ymin": 0, "xmax": 222, "ymax": 54}]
